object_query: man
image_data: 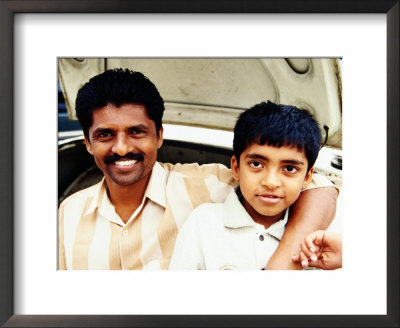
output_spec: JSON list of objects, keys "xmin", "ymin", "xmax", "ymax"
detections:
[{"xmin": 58, "ymin": 68, "xmax": 338, "ymax": 270}]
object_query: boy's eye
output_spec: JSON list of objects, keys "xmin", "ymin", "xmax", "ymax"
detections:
[
  {"xmin": 283, "ymin": 165, "xmax": 298, "ymax": 173},
  {"xmin": 249, "ymin": 161, "xmax": 263, "ymax": 169}
]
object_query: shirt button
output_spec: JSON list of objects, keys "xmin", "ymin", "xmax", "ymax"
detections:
[
  {"xmin": 123, "ymin": 230, "xmax": 129, "ymax": 237},
  {"xmin": 259, "ymin": 235, "xmax": 264, "ymax": 241}
]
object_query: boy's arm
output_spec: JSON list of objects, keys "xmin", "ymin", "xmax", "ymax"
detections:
[{"xmin": 265, "ymin": 186, "xmax": 338, "ymax": 270}]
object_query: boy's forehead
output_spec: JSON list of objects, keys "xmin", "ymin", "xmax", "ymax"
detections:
[
  {"xmin": 247, "ymin": 140, "xmax": 304, "ymax": 151},
  {"xmin": 242, "ymin": 142, "xmax": 308, "ymax": 162}
]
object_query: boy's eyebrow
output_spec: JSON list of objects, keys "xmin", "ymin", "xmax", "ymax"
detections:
[
  {"xmin": 245, "ymin": 153, "xmax": 305, "ymax": 166},
  {"xmin": 245, "ymin": 153, "xmax": 269, "ymax": 161},
  {"xmin": 281, "ymin": 159, "xmax": 306, "ymax": 166}
]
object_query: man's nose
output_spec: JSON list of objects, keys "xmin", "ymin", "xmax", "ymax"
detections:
[
  {"xmin": 261, "ymin": 171, "xmax": 281, "ymax": 189},
  {"xmin": 112, "ymin": 133, "xmax": 133, "ymax": 156}
]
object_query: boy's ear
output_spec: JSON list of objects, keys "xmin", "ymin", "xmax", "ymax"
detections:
[
  {"xmin": 230, "ymin": 155, "xmax": 240, "ymax": 182},
  {"xmin": 84, "ymin": 135, "xmax": 94, "ymax": 155},
  {"xmin": 302, "ymin": 167, "xmax": 314, "ymax": 190}
]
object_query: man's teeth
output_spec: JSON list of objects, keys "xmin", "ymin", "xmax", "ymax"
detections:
[{"xmin": 115, "ymin": 160, "xmax": 137, "ymax": 166}]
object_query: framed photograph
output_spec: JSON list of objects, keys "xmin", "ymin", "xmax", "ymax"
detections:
[{"xmin": 1, "ymin": 1, "xmax": 398, "ymax": 327}]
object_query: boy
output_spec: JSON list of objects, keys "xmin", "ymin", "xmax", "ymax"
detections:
[{"xmin": 169, "ymin": 101, "xmax": 323, "ymax": 270}]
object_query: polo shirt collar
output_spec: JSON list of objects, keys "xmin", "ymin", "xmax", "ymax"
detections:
[
  {"xmin": 267, "ymin": 209, "xmax": 288, "ymax": 240},
  {"xmin": 223, "ymin": 189, "xmax": 258, "ymax": 228},
  {"xmin": 222, "ymin": 188, "xmax": 288, "ymax": 240}
]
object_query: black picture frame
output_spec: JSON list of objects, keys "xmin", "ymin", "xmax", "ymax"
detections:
[{"xmin": 0, "ymin": 1, "xmax": 398, "ymax": 327}]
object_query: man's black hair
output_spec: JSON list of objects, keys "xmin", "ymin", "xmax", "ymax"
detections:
[
  {"xmin": 233, "ymin": 101, "xmax": 321, "ymax": 172},
  {"xmin": 75, "ymin": 68, "xmax": 165, "ymax": 139}
]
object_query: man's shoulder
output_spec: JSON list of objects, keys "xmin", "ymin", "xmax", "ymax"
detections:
[
  {"xmin": 160, "ymin": 162, "xmax": 227, "ymax": 173},
  {"xmin": 59, "ymin": 180, "xmax": 102, "ymax": 209},
  {"xmin": 159, "ymin": 162, "xmax": 233, "ymax": 182}
]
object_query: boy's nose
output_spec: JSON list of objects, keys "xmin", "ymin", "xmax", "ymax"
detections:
[
  {"xmin": 112, "ymin": 133, "xmax": 133, "ymax": 156},
  {"xmin": 261, "ymin": 173, "xmax": 281, "ymax": 189}
]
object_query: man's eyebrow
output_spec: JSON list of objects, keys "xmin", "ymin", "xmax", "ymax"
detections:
[
  {"xmin": 92, "ymin": 127, "xmax": 113, "ymax": 135},
  {"xmin": 128, "ymin": 124, "xmax": 148, "ymax": 130}
]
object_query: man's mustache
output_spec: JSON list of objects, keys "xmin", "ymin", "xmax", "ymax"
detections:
[{"xmin": 104, "ymin": 152, "xmax": 144, "ymax": 164}]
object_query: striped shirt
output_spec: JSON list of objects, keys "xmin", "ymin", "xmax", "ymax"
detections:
[{"xmin": 58, "ymin": 161, "xmax": 332, "ymax": 270}]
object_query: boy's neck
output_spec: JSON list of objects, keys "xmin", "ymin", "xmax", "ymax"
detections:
[{"xmin": 244, "ymin": 201, "xmax": 285, "ymax": 229}]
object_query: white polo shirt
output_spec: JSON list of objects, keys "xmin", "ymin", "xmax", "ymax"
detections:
[{"xmin": 169, "ymin": 189, "xmax": 288, "ymax": 270}]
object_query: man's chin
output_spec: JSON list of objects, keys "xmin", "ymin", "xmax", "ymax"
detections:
[
  {"xmin": 104, "ymin": 161, "xmax": 154, "ymax": 187},
  {"xmin": 109, "ymin": 175, "xmax": 143, "ymax": 186}
]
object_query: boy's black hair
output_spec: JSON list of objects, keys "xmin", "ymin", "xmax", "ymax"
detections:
[
  {"xmin": 75, "ymin": 68, "xmax": 165, "ymax": 140},
  {"xmin": 233, "ymin": 101, "xmax": 321, "ymax": 172}
]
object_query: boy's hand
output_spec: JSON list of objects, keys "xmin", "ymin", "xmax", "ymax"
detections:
[{"xmin": 292, "ymin": 230, "xmax": 342, "ymax": 270}]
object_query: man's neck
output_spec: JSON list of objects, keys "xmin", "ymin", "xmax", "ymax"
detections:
[{"xmin": 105, "ymin": 174, "xmax": 151, "ymax": 224}]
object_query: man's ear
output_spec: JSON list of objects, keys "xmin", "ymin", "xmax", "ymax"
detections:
[
  {"xmin": 302, "ymin": 167, "xmax": 314, "ymax": 190},
  {"xmin": 84, "ymin": 135, "xmax": 94, "ymax": 155},
  {"xmin": 157, "ymin": 126, "xmax": 164, "ymax": 149},
  {"xmin": 230, "ymin": 155, "xmax": 240, "ymax": 182}
]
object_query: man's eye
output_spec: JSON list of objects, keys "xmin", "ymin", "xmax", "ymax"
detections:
[
  {"xmin": 284, "ymin": 165, "xmax": 298, "ymax": 173},
  {"xmin": 98, "ymin": 131, "xmax": 112, "ymax": 138},
  {"xmin": 130, "ymin": 129, "xmax": 145, "ymax": 135},
  {"xmin": 249, "ymin": 161, "xmax": 263, "ymax": 168}
]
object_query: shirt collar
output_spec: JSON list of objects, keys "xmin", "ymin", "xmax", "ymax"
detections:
[
  {"xmin": 83, "ymin": 161, "xmax": 167, "ymax": 217},
  {"xmin": 266, "ymin": 209, "xmax": 288, "ymax": 240},
  {"xmin": 144, "ymin": 161, "xmax": 167, "ymax": 208},
  {"xmin": 222, "ymin": 188, "xmax": 288, "ymax": 240},
  {"xmin": 222, "ymin": 189, "xmax": 258, "ymax": 228},
  {"xmin": 83, "ymin": 179, "xmax": 106, "ymax": 216}
]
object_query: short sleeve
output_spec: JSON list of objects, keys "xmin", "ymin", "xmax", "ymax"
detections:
[{"xmin": 305, "ymin": 172, "xmax": 339, "ymax": 191}]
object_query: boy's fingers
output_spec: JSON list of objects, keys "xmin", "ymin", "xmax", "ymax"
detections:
[
  {"xmin": 300, "ymin": 239, "xmax": 315, "ymax": 259},
  {"xmin": 307, "ymin": 258, "xmax": 322, "ymax": 269},
  {"xmin": 309, "ymin": 253, "xmax": 318, "ymax": 263},
  {"xmin": 299, "ymin": 251, "xmax": 308, "ymax": 268},
  {"xmin": 305, "ymin": 230, "xmax": 326, "ymax": 253},
  {"xmin": 304, "ymin": 237, "xmax": 316, "ymax": 253},
  {"xmin": 291, "ymin": 254, "xmax": 300, "ymax": 262},
  {"xmin": 313, "ymin": 230, "xmax": 327, "ymax": 247}
]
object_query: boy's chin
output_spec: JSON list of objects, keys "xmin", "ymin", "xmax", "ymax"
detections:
[{"xmin": 257, "ymin": 208, "xmax": 285, "ymax": 219}]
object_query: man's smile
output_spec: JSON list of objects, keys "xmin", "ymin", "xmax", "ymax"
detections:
[
  {"xmin": 103, "ymin": 152, "xmax": 145, "ymax": 174},
  {"xmin": 114, "ymin": 159, "xmax": 137, "ymax": 166},
  {"xmin": 104, "ymin": 152, "xmax": 145, "ymax": 165}
]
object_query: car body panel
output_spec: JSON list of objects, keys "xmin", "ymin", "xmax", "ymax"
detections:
[{"xmin": 59, "ymin": 58, "xmax": 342, "ymax": 148}]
